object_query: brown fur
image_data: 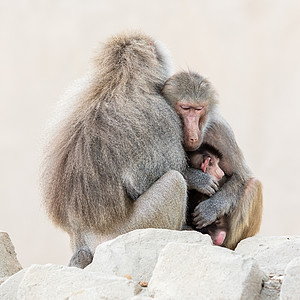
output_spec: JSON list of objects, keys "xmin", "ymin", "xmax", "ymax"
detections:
[
  {"xmin": 162, "ymin": 71, "xmax": 263, "ymax": 249},
  {"xmin": 223, "ymin": 178, "xmax": 263, "ymax": 249},
  {"xmin": 41, "ymin": 32, "xmax": 187, "ymax": 267}
]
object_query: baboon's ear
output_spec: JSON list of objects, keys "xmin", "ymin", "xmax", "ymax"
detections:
[{"xmin": 201, "ymin": 157, "xmax": 210, "ymax": 173}]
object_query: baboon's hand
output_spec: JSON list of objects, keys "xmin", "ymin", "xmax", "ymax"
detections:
[
  {"xmin": 192, "ymin": 199, "xmax": 218, "ymax": 229},
  {"xmin": 185, "ymin": 167, "xmax": 219, "ymax": 196}
]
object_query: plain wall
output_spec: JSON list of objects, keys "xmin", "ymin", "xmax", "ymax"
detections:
[{"xmin": 1, "ymin": 0, "xmax": 300, "ymax": 267}]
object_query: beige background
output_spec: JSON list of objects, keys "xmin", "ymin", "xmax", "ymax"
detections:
[{"xmin": 1, "ymin": 0, "xmax": 300, "ymax": 268}]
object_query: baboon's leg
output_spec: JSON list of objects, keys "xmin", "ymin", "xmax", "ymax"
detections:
[
  {"xmin": 223, "ymin": 178, "xmax": 263, "ymax": 250},
  {"xmin": 69, "ymin": 170, "xmax": 187, "ymax": 268},
  {"xmin": 124, "ymin": 170, "xmax": 187, "ymax": 231}
]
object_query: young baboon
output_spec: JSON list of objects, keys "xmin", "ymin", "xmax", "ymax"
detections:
[
  {"xmin": 187, "ymin": 143, "xmax": 228, "ymax": 246},
  {"xmin": 41, "ymin": 32, "xmax": 188, "ymax": 268},
  {"xmin": 162, "ymin": 71, "xmax": 263, "ymax": 249}
]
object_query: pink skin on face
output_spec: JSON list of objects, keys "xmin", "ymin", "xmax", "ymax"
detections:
[
  {"xmin": 212, "ymin": 230, "xmax": 226, "ymax": 246},
  {"xmin": 175, "ymin": 102, "xmax": 206, "ymax": 151}
]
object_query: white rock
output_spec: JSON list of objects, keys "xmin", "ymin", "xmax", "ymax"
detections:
[
  {"xmin": 68, "ymin": 285, "xmax": 142, "ymax": 300},
  {"xmin": 0, "ymin": 277, "xmax": 8, "ymax": 285},
  {"xmin": 17, "ymin": 264, "xmax": 140, "ymax": 300},
  {"xmin": 0, "ymin": 269, "xmax": 27, "ymax": 300},
  {"xmin": 130, "ymin": 288, "xmax": 152, "ymax": 300},
  {"xmin": 148, "ymin": 242, "xmax": 264, "ymax": 300},
  {"xmin": 280, "ymin": 257, "xmax": 300, "ymax": 300},
  {"xmin": 0, "ymin": 232, "xmax": 22, "ymax": 280},
  {"xmin": 86, "ymin": 228, "xmax": 211, "ymax": 282},
  {"xmin": 131, "ymin": 296, "xmax": 153, "ymax": 300},
  {"xmin": 235, "ymin": 236, "xmax": 300, "ymax": 275}
]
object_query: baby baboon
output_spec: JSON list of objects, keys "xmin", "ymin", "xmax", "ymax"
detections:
[
  {"xmin": 162, "ymin": 71, "xmax": 263, "ymax": 249},
  {"xmin": 41, "ymin": 32, "xmax": 188, "ymax": 268},
  {"xmin": 187, "ymin": 143, "xmax": 228, "ymax": 246}
]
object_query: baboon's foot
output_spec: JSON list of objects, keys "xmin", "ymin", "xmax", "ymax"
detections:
[{"xmin": 68, "ymin": 246, "xmax": 93, "ymax": 269}]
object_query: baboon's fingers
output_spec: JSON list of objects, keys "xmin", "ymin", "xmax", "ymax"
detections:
[
  {"xmin": 192, "ymin": 207, "xmax": 215, "ymax": 229},
  {"xmin": 194, "ymin": 217, "xmax": 214, "ymax": 229},
  {"xmin": 200, "ymin": 183, "xmax": 218, "ymax": 196},
  {"xmin": 210, "ymin": 184, "xmax": 218, "ymax": 193},
  {"xmin": 191, "ymin": 210, "xmax": 200, "ymax": 219},
  {"xmin": 212, "ymin": 180, "xmax": 219, "ymax": 191},
  {"xmin": 195, "ymin": 221, "xmax": 211, "ymax": 229},
  {"xmin": 204, "ymin": 187, "xmax": 215, "ymax": 197}
]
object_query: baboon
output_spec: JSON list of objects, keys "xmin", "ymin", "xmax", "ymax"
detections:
[
  {"xmin": 187, "ymin": 143, "xmax": 228, "ymax": 246},
  {"xmin": 162, "ymin": 71, "xmax": 263, "ymax": 249},
  {"xmin": 41, "ymin": 32, "xmax": 189, "ymax": 268}
]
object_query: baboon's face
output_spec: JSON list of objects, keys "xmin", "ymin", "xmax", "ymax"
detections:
[
  {"xmin": 162, "ymin": 72, "xmax": 217, "ymax": 151},
  {"xmin": 175, "ymin": 102, "xmax": 207, "ymax": 151},
  {"xmin": 189, "ymin": 151, "xmax": 224, "ymax": 182}
]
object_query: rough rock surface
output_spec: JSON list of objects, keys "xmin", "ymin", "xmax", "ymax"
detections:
[
  {"xmin": 86, "ymin": 228, "xmax": 212, "ymax": 281},
  {"xmin": 0, "ymin": 232, "xmax": 22, "ymax": 284},
  {"xmin": 235, "ymin": 236, "xmax": 300, "ymax": 300},
  {"xmin": 148, "ymin": 242, "xmax": 264, "ymax": 300},
  {"xmin": 0, "ymin": 269, "xmax": 27, "ymax": 300},
  {"xmin": 1, "ymin": 229, "xmax": 300, "ymax": 299},
  {"xmin": 235, "ymin": 236, "xmax": 300, "ymax": 275},
  {"xmin": 280, "ymin": 257, "xmax": 300, "ymax": 299},
  {"xmin": 17, "ymin": 264, "xmax": 140, "ymax": 299}
]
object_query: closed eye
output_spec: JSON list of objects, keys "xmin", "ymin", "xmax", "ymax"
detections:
[{"xmin": 180, "ymin": 105, "xmax": 190, "ymax": 110}]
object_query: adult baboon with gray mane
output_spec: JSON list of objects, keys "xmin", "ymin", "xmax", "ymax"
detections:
[
  {"xmin": 41, "ymin": 32, "xmax": 188, "ymax": 268},
  {"xmin": 162, "ymin": 71, "xmax": 263, "ymax": 249}
]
